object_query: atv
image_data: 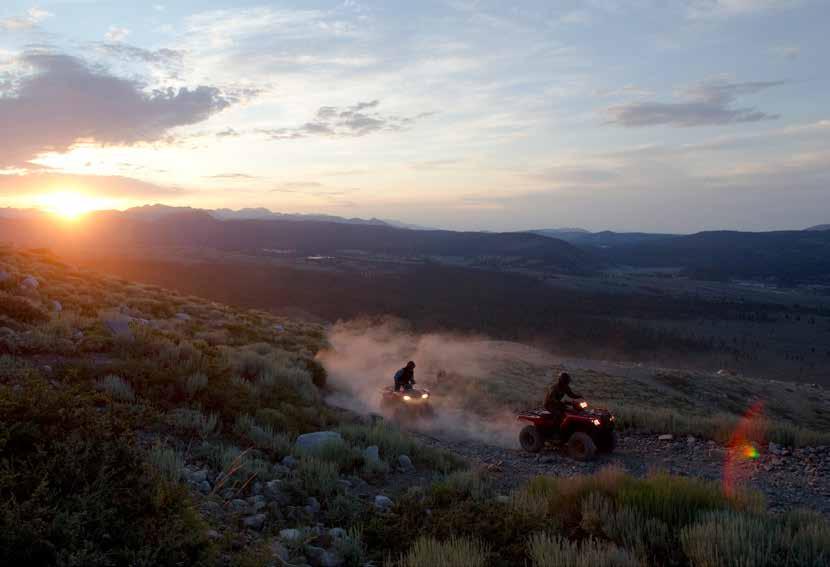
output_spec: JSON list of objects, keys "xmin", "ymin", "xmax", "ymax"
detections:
[
  {"xmin": 517, "ymin": 400, "xmax": 616, "ymax": 461},
  {"xmin": 380, "ymin": 386, "xmax": 435, "ymax": 421}
]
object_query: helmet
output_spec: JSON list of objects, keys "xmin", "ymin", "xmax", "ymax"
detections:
[
  {"xmin": 558, "ymin": 372, "xmax": 571, "ymax": 384},
  {"xmin": 406, "ymin": 360, "xmax": 416, "ymax": 368}
]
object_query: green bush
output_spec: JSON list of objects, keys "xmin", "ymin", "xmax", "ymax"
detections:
[
  {"xmin": 337, "ymin": 423, "xmax": 463, "ymax": 473},
  {"xmin": 681, "ymin": 509, "xmax": 830, "ymax": 567},
  {"xmin": 166, "ymin": 407, "xmax": 219, "ymax": 439},
  {"xmin": 148, "ymin": 444, "xmax": 186, "ymax": 482},
  {"xmin": 95, "ymin": 374, "xmax": 136, "ymax": 402},
  {"xmin": 527, "ymin": 533, "xmax": 639, "ymax": 567},
  {"xmin": 295, "ymin": 457, "xmax": 340, "ymax": 499},
  {"xmin": 0, "ymin": 379, "xmax": 213, "ymax": 565},
  {"xmin": 294, "ymin": 438, "xmax": 362, "ymax": 473},
  {"xmin": 399, "ymin": 536, "xmax": 488, "ymax": 567},
  {"xmin": 233, "ymin": 414, "xmax": 291, "ymax": 456}
]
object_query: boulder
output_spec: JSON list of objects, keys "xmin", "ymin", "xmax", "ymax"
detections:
[
  {"xmin": 658, "ymin": 434, "xmax": 674, "ymax": 441},
  {"xmin": 295, "ymin": 431, "xmax": 343, "ymax": 452},
  {"xmin": 397, "ymin": 454, "xmax": 415, "ymax": 473},
  {"xmin": 374, "ymin": 495, "xmax": 393, "ymax": 510},
  {"xmin": 20, "ymin": 275, "xmax": 39, "ymax": 290}
]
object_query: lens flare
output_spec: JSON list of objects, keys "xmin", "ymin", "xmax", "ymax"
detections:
[{"xmin": 723, "ymin": 400, "xmax": 765, "ymax": 497}]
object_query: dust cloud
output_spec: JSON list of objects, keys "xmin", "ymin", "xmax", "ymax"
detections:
[{"xmin": 316, "ymin": 318, "xmax": 555, "ymax": 448}]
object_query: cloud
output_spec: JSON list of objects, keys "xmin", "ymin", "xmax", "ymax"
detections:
[
  {"xmin": 0, "ymin": 171, "xmax": 186, "ymax": 198},
  {"xmin": 0, "ymin": 7, "xmax": 52, "ymax": 31},
  {"xmin": 770, "ymin": 45, "xmax": 800, "ymax": 59},
  {"xmin": 96, "ymin": 43, "xmax": 184, "ymax": 66},
  {"xmin": 605, "ymin": 80, "xmax": 784, "ymax": 127},
  {"xmin": 0, "ymin": 50, "xmax": 232, "ymax": 167},
  {"xmin": 685, "ymin": 0, "xmax": 800, "ymax": 19},
  {"xmin": 257, "ymin": 100, "xmax": 432, "ymax": 140},
  {"xmin": 105, "ymin": 26, "xmax": 130, "ymax": 42},
  {"xmin": 203, "ymin": 173, "xmax": 258, "ymax": 179}
]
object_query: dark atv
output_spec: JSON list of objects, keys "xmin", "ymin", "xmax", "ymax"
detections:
[
  {"xmin": 380, "ymin": 386, "xmax": 435, "ymax": 421},
  {"xmin": 517, "ymin": 400, "xmax": 616, "ymax": 461}
]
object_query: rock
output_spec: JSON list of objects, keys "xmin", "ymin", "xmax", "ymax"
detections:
[
  {"xmin": 397, "ymin": 454, "xmax": 415, "ymax": 473},
  {"xmin": 658, "ymin": 434, "xmax": 674, "ymax": 441},
  {"xmin": 329, "ymin": 527, "xmax": 347, "ymax": 540},
  {"xmin": 250, "ymin": 495, "xmax": 267, "ymax": 512},
  {"xmin": 174, "ymin": 312, "xmax": 191, "ymax": 321},
  {"xmin": 20, "ymin": 275, "xmax": 39, "ymax": 290},
  {"xmin": 280, "ymin": 528, "xmax": 303, "ymax": 542},
  {"xmin": 362, "ymin": 445, "xmax": 380, "ymax": 464},
  {"xmin": 686, "ymin": 435, "xmax": 696, "ymax": 444},
  {"xmin": 306, "ymin": 496, "xmax": 321, "ymax": 515},
  {"xmin": 0, "ymin": 268, "xmax": 10, "ymax": 283},
  {"xmin": 265, "ymin": 479, "xmax": 290, "ymax": 504},
  {"xmin": 103, "ymin": 317, "xmax": 133, "ymax": 340},
  {"xmin": 199, "ymin": 481, "xmax": 212, "ymax": 494},
  {"xmin": 769, "ymin": 442, "xmax": 782, "ymax": 455},
  {"xmin": 50, "ymin": 300, "xmax": 62, "ymax": 312},
  {"xmin": 336, "ymin": 479, "xmax": 353, "ymax": 491},
  {"xmin": 189, "ymin": 469, "xmax": 208, "ymax": 483},
  {"xmin": 295, "ymin": 431, "xmax": 343, "ymax": 452},
  {"xmin": 207, "ymin": 529, "xmax": 221, "ymax": 541},
  {"xmin": 270, "ymin": 540, "xmax": 290, "ymax": 562},
  {"xmin": 307, "ymin": 547, "xmax": 344, "ymax": 567},
  {"xmin": 374, "ymin": 495, "xmax": 393, "ymax": 510},
  {"xmin": 252, "ymin": 481, "xmax": 263, "ymax": 496},
  {"xmin": 229, "ymin": 499, "xmax": 249, "ymax": 514},
  {"xmin": 282, "ymin": 455, "xmax": 299, "ymax": 469},
  {"xmin": 242, "ymin": 513, "xmax": 267, "ymax": 531},
  {"xmin": 274, "ymin": 324, "xmax": 285, "ymax": 333}
]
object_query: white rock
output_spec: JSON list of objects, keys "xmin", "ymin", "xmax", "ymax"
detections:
[
  {"xmin": 174, "ymin": 312, "xmax": 192, "ymax": 321},
  {"xmin": 103, "ymin": 317, "xmax": 134, "ymax": 340},
  {"xmin": 362, "ymin": 445, "xmax": 380, "ymax": 463},
  {"xmin": 274, "ymin": 324, "xmax": 285, "ymax": 333},
  {"xmin": 658, "ymin": 434, "xmax": 674, "ymax": 441},
  {"xmin": 374, "ymin": 495, "xmax": 393, "ymax": 510},
  {"xmin": 279, "ymin": 528, "xmax": 303, "ymax": 542},
  {"xmin": 295, "ymin": 431, "xmax": 343, "ymax": 452},
  {"xmin": 20, "ymin": 275, "xmax": 39, "ymax": 290},
  {"xmin": 51, "ymin": 300, "xmax": 62, "ymax": 312},
  {"xmin": 686, "ymin": 435, "xmax": 696, "ymax": 444}
]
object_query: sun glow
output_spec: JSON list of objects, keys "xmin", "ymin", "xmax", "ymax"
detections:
[{"xmin": 37, "ymin": 191, "xmax": 112, "ymax": 220}]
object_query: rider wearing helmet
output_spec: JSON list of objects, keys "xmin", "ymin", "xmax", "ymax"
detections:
[
  {"xmin": 394, "ymin": 361, "xmax": 416, "ymax": 392},
  {"xmin": 544, "ymin": 371, "xmax": 582, "ymax": 423}
]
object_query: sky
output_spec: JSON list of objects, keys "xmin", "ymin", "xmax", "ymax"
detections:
[{"xmin": 0, "ymin": 0, "xmax": 828, "ymax": 232}]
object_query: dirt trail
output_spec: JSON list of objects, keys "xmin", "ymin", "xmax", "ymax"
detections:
[{"xmin": 410, "ymin": 428, "xmax": 830, "ymax": 516}]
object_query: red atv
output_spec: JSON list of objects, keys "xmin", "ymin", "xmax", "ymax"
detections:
[
  {"xmin": 380, "ymin": 386, "xmax": 435, "ymax": 421},
  {"xmin": 517, "ymin": 400, "xmax": 616, "ymax": 461}
]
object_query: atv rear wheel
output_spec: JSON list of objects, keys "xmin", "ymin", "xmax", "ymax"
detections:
[
  {"xmin": 519, "ymin": 425, "xmax": 544, "ymax": 453},
  {"xmin": 567, "ymin": 431, "xmax": 597, "ymax": 461}
]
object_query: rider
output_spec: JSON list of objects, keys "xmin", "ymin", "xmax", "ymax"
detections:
[
  {"xmin": 544, "ymin": 371, "xmax": 582, "ymax": 424},
  {"xmin": 394, "ymin": 361, "xmax": 416, "ymax": 392}
]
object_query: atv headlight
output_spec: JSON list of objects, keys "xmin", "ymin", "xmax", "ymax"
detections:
[
  {"xmin": 579, "ymin": 401, "xmax": 588, "ymax": 409},
  {"xmin": 403, "ymin": 395, "xmax": 412, "ymax": 401},
  {"xmin": 421, "ymin": 393, "xmax": 429, "ymax": 399},
  {"xmin": 592, "ymin": 418, "xmax": 601, "ymax": 426}
]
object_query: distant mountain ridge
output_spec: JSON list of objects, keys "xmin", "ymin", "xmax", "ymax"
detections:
[{"xmin": 806, "ymin": 224, "xmax": 830, "ymax": 231}]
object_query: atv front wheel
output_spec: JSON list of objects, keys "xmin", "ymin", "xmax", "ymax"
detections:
[
  {"xmin": 597, "ymin": 431, "xmax": 617, "ymax": 454},
  {"xmin": 567, "ymin": 431, "xmax": 597, "ymax": 461},
  {"xmin": 519, "ymin": 425, "xmax": 544, "ymax": 453}
]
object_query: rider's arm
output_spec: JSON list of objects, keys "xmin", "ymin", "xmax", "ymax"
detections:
[{"xmin": 566, "ymin": 385, "xmax": 582, "ymax": 399}]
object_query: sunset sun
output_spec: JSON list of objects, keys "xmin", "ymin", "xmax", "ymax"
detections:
[{"xmin": 38, "ymin": 191, "xmax": 108, "ymax": 220}]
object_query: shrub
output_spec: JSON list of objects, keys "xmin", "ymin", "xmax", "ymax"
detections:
[
  {"xmin": 681, "ymin": 509, "xmax": 830, "ymax": 567},
  {"xmin": 148, "ymin": 444, "xmax": 186, "ymax": 483},
  {"xmin": 233, "ymin": 414, "xmax": 292, "ymax": 456},
  {"xmin": 527, "ymin": 533, "xmax": 639, "ymax": 567},
  {"xmin": 0, "ymin": 379, "xmax": 213, "ymax": 565},
  {"xmin": 185, "ymin": 372, "xmax": 209, "ymax": 396},
  {"xmin": 294, "ymin": 438, "xmax": 362, "ymax": 473},
  {"xmin": 399, "ymin": 536, "xmax": 488, "ymax": 567},
  {"xmin": 0, "ymin": 291, "xmax": 49, "ymax": 324},
  {"xmin": 295, "ymin": 457, "xmax": 340, "ymax": 499},
  {"xmin": 337, "ymin": 423, "xmax": 463, "ymax": 473},
  {"xmin": 95, "ymin": 374, "xmax": 135, "ymax": 402},
  {"xmin": 167, "ymin": 408, "xmax": 220, "ymax": 438}
]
